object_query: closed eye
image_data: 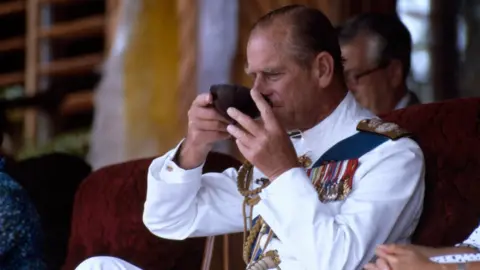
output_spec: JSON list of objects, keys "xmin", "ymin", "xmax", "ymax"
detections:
[{"xmin": 264, "ymin": 72, "xmax": 282, "ymax": 80}]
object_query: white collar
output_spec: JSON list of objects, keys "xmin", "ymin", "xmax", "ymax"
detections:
[
  {"xmin": 395, "ymin": 92, "xmax": 411, "ymax": 110},
  {"xmin": 290, "ymin": 92, "xmax": 374, "ymax": 166}
]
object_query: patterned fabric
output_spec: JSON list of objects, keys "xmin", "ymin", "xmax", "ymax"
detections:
[
  {"xmin": 6, "ymin": 153, "xmax": 92, "ymax": 270},
  {"xmin": 460, "ymin": 224, "xmax": 480, "ymax": 250},
  {"xmin": 0, "ymin": 161, "xmax": 45, "ymax": 270},
  {"xmin": 307, "ymin": 159, "xmax": 358, "ymax": 202},
  {"xmin": 430, "ymin": 224, "xmax": 480, "ymax": 263},
  {"xmin": 431, "ymin": 253, "xmax": 480, "ymax": 264}
]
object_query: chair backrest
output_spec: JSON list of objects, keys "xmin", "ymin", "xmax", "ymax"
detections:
[
  {"xmin": 63, "ymin": 98, "xmax": 480, "ymax": 269},
  {"xmin": 215, "ymin": 98, "xmax": 480, "ymax": 270},
  {"xmin": 62, "ymin": 151, "xmax": 241, "ymax": 270},
  {"xmin": 382, "ymin": 97, "xmax": 480, "ymax": 246}
]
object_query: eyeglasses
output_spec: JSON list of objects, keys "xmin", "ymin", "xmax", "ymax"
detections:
[{"xmin": 345, "ymin": 62, "xmax": 389, "ymax": 87}]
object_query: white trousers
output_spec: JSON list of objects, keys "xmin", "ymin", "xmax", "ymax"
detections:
[{"xmin": 75, "ymin": 256, "xmax": 142, "ymax": 270}]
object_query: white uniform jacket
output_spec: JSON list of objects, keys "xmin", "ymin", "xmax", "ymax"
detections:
[{"xmin": 143, "ymin": 92, "xmax": 426, "ymax": 270}]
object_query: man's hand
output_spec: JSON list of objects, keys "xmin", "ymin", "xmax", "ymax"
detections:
[
  {"xmin": 364, "ymin": 258, "xmax": 391, "ymax": 270},
  {"xmin": 366, "ymin": 244, "xmax": 444, "ymax": 270},
  {"xmin": 226, "ymin": 89, "xmax": 299, "ymax": 180},
  {"xmin": 179, "ymin": 93, "xmax": 230, "ymax": 169}
]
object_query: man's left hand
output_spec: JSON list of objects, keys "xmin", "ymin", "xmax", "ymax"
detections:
[{"xmin": 226, "ymin": 89, "xmax": 299, "ymax": 180}]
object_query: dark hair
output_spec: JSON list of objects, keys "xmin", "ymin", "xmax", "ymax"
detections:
[
  {"xmin": 252, "ymin": 5, "xmax": 344, "ymax": 75},
  {"xmin": 338, "ymin": 13, "xmax": 412, "ymax": 79}
]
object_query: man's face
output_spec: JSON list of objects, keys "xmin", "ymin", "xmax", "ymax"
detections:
[
  {"xmin": 341, "ymin": 35, "xmax": 393, "ymax": 114},
  {"xmin": 245, "ymin": 27, "xmax": 320, "ymax": 130}
]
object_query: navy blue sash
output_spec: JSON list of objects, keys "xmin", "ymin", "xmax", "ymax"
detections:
[
  {"xmin": 248, "ymin": 131, "xmax": 389, "ymax": 261},
  {"xmin": 313, "ymin": 131, "xmax": 389, "ymax": 166}
]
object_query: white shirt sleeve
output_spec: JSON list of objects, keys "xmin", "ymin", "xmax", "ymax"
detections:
[
  {"xmin": 256, "ymin": 138, "xmax": 426, "ymax": 270},
  {"xmin": 142, "ymin": 142, "xmax": 245, "ymax": 240}
]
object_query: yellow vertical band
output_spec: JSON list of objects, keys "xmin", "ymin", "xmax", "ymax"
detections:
[{"xmin": 123, "ymin": 0, "xmax": 181, "ymax": 157}]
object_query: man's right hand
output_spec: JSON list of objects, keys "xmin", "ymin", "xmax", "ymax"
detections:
[{"xmin": 177, "ymin": 93, "xmax": 231, "ymax": 169}]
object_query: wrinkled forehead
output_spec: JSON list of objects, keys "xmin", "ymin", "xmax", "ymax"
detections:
[{"xmin": 245, "ymin": 27, "xmax": 291, "ymax": 73}]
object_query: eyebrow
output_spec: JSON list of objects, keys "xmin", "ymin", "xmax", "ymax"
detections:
[{"xmin": 244, "ymin": 65, "xmax": 284, "ymax": 75}]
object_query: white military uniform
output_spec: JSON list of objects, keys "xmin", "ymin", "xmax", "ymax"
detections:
[{"xmin": 76, "ymin": 92, "xmax": 425, "ymax": 270}]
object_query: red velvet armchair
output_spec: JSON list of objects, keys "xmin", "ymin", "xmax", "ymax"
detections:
[
  {"xmin": 62, "ymin": 152, "xmax": 242, "ymax": 270},
  {"xmin": 382, "ymin": 97, "xmax": 480, "ymax": 246},
  {"xmin": 63, "ymin": 97, "xmax": 480, "ymax": 270}
]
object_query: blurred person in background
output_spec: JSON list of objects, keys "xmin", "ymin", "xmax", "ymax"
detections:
[{"xmin": 338, "ymin": 13, "xmax": 420, "ymax": 115}]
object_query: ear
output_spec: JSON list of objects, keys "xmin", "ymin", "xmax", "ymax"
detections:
[
  {"xmin": 387, "ymin": 60, "xmax": 404, "ymax": 88},
  {"xmin": 312, "ymin": 51, "xmax": 334, "ymax": 88}
]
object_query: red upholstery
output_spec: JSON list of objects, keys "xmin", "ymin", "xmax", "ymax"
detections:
[
  {"xmin": 62, "ymin": 152, "xmax": 242, "ymax": 270},
  {"xmin": 63, "ymin": 98, "xmax": 480, "ymax": 269},
  {"xmin": 382, "ymin": 98, "xmax": 480, "ymax": 247}
]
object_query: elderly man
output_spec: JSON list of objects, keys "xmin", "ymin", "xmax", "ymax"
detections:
[
  {"xmin": 77, "ymin": 5, "xmax": 425, "ymax": 270},
  {"xmin": 338, "ymin": 13, "xmax": 420, "ymax": 115}
]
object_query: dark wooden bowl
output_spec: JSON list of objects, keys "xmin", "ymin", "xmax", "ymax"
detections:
[{"xmin": 210, "ymin": 84, "xmax": 270, "ymax": 123}]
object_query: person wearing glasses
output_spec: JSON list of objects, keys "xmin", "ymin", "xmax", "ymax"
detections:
[{"xmin": 338, "ymin": 13, "xmax": 420, "ymax": 115}]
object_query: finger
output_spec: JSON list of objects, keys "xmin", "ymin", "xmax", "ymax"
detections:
[
  {"xmin": 192, "ymin": 93, "xmax": 212, "ymax": 107},
  {"xmin": 378, "ymin": 253, "xmax": 399, "ymax": 266},
  {"xmin": 363, "ymin": 263, "xmax": 378, "ymax": 270},
  {"xmin": 251, "ymin": 89, "xmax": 276, "ymax": 124},
  {"xmin": 190, "ymin": 106, "xmax": 230, "ymax": 124},
  {"xmin": 376, "ymin": 258, "xmax": 391, "ymax": 270},
  {"xmin": 375, "ymin": 248, "xmax": 392, "ymax": 259},
  {"xmin": 201, "ymin": 131, "xmax": 231, "ymax": 142},
  {"xmin": 227, "ymin": 124, "xmax": 254, "ymax": 146},
  {"xmin": 190, "ymin": 119, "xmax": 228, "ymax": 132},
  {"xmin": 235, "ymin": 138, "xmax": 250, "ymax": 157},
  {"xmin": 216, "ymin": 132, "xmax": 231, "ymax": 140},
  {"xmin": 375, "ymin": 248, "xmax": 399, "ymax": 266},
  {"xmin": 226, "ymin": 107, "xmax": 261, "ymax": 136},
  {"xmin": 378, "ymin": 244, "xmax": 408, "ymax": 255}
]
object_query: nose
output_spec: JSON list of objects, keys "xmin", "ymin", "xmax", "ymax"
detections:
[
  {"xmin": 251, "ymin": 78, "xmax": 267, "ymax": 94},
  {"xmin": 251, "ymin": 80, "xmax": 273, "ymax": 106}
]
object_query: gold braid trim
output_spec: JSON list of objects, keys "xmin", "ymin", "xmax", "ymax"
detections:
[
  {"xmin": 238, "ymin": 160, "xmax": 269, "ymax": 264},
  {"xmin": 260, "ymin": 250, "xmax": 281, "ymax": 266},
  {"xmin": 237, "ymin": 154, "xmax": 311, "ymax": 198},
  {"xmin": 246, "ymin": 249, "xmax": 281, "ymax": 270},
  {"xmin": 242, "ymin": 217, "xmax": 264, "ymax": 264},
  {"xmin": 237, "ymin": 161, "xmax": 269, "ymax": 197},
  {"xmin": 238, "ymin": 155, "xmax": 311, "ymax": 265}
]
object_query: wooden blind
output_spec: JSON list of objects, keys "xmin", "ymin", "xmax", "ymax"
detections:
[{"xmin": 0, "ymin": 0, "xmax": 113, "ymax": 148}]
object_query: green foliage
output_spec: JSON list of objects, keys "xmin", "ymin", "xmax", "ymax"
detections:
[
  {"xmin": 0, "ymin": 85, "xmax": 24, "ymax": 100},
  {"xmin": 16, "ymin": 129, "xmax": 91, "ymax": 161}
]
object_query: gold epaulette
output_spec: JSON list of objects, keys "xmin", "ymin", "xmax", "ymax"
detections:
[{"xmin": 357, "ymin": 119, "xmax": 411, "ymax": 140}]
